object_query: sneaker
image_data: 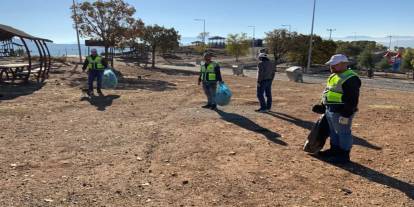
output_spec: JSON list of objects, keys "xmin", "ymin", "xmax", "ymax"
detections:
[
  {"xmin": 323, "ymin": 150, "xmax": 351, "ymax": 164},
  {"xmin": 97, "ymin": 89, "xmax": 104, "ymax": 96},
  {"xmin": 255, "ymin": 109, "xmax": 268, "ymax": 113},
  {"xmin": 202, "ymin": 104, "xmax": 211, "ymax": 109},
  {"xmin": 318, "ymin": 146, "xmax": 340, "ymax": 158},
  {"xmin": 86, "ymin": 90, "xmax": 95, "ymax": 97},
  {"xmin": 210, "ymin": 104, "xmax": 217, "ymax": 110}
]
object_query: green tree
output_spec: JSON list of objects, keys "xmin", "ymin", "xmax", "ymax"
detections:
[
  {"xmin": 358, "ymin": 49, "xmax": 375, "ymax": 71},
  {"xmin": 376, "ymin": 58, "xmax": 391, "ymax": 70},
  {"xmin": 287, "ymin": 34, "xmax": 309, "ymax": 67},
  {"xmin": 225, "ymin": 33, "xmax": 250, "ymax": 62},
  {"xmin": 402, "ymin": 48, "xmax": 414, "ymax": 71},
  {"xmin": 287, "ymin": 35, "xmax": 336, "ymax": 67},
  {"xmin": 142, "ymin": 25, "xmax": 180, "ymax": 68},
  {"xmin": 265, "ymin": 29, "xmax": 293, "ymax": 64},
  {"xmin": 313, "ymin": 39, "xmax": 337, "ymax": 64}
]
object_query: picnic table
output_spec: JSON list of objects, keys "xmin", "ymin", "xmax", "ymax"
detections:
[{"xmin": 0, "ymin": 63, "xmax": 30, "ymax": 81}]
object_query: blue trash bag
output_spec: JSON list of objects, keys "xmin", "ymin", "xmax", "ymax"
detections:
[
  {"xmin": 102, "ymin": 69, "xmax": 118, "ymax": 89},
  {"xmin": 215, "ymin": 82, "xmax": 232, "ymax": 106}
]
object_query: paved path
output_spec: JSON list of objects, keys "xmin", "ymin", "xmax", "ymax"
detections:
[{"xmin": 157, "ymin": 64, "xmax": 414, "ymax": 92}]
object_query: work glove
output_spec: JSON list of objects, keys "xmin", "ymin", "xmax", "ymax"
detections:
[
  {"xmin": 312, "ymin": 104, "xmax": 326, "ymax": 114},
  {"xmin": 339, "ymin": 116, "xmax": 350, "ymax": 125}
]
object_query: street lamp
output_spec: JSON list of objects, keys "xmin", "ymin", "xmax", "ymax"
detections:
[
  {"xmin": 306, "ymin": 0, "xmax": 316, "ymax": 73},
  {"xmin": 194, "ymin": 19, "xmax": 206, "ymax": 45},
  {"xmin": 281, "ymin": 24, "xmax": 291, "ymax": 33},
  {"xmin": 248, "ymin": 25, "xmax": 256, "ymax": 59}
]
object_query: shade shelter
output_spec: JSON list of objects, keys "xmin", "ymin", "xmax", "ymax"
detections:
[
  {"xmin": 208, "ymin": 36, "xmax": 226, "ymax": 48},
  {"xmin": 0, "ymin": 24, "xmax": 53, "ymax": 83}
]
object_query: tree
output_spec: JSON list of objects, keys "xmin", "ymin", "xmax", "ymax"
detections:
[
  {"xmin": 377, "ymin": 58, "xmax": 391, "ymax": 70},
  {"xmin": 225, "ymin": 33, "xmax": 250, "ymax": 62},
  {"xmin": 402, "ymin": 48, "xmax": 414, "ymax": 71},
  {"xmin": 141, "ymin": 25, "xmax": 180, "ymax": 68},
  {"xmin": 287, "ymin": 35, "xmax": 336, "ymax": 67},
  {"xmin": 265, "ymin": 29, "xmax": 293, "ymax": 64},
  {"xmin": 197, "ymin": 32, "xmax": 209, "ymax": 43},
  {"xmin": 358, "ymin": 49, "xmax": 375, "ymax": 70},
  {"xmin": 313, "ymin": 39, "xmax": 337, "ymax": 64},
  {"xmin": 71, "ymin": 0, "xmax": 144, "ymax": 58}
]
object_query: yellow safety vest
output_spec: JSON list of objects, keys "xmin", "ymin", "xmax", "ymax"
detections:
[
  {"xmin": 200, "ymin": 62, "xmax": 218, "ymax": 81},
  {"xmin": 87, "ymin": 56, "xmax": 105, "ymax": 70},
  {"xmin": 322, "ymin": 69, "xmax": 358, "ymax": 105}
]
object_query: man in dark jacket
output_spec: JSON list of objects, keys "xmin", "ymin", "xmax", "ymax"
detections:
[
  {"xmin": 313, "ymin": 54, "xmax": 361, "ymax": 164},
  {"xmin": 256, "ymin": 53, "xmax": 275, "ymax": 113},
  {"xmin": 198, "ymin": 52, "xmax": 223, "ymax": 110},
  {"xmin": 82, "ymin": 49, "xmax": 108, "ymax": 96}
]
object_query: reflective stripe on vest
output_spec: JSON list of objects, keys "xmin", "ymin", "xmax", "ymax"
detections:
[
  {"xmin": 200, "ymin": 62, "xmax": 218, "ymax": 81},
  {"xmin": 322, "ymin": 70, "xmax": 358, "ymax": 105},
  {"xmin": 87, "ymin": 56, "xmax": 105, "ymax": 70}
]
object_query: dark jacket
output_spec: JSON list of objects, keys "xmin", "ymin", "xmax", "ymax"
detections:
[
  {"xmin": 257, "ymin": 57, "xmax": 275, "ymax": 82},
  {"xmin": 198, "ymin": 62, "xmax": 222, "ymax": 82},
  {"xmin": 82, "ymin": 55, "xmax": 108, "ymax": 71},
  {"xmin": 327, "ymin": 75, "xmax": 361, "ymax": 117}
]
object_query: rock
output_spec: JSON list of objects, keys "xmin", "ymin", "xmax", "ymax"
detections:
[
  {"xmin": 171, "ymin": 172, "xmax": 178, "ymax": 177},
  {"xmin": 44, "ymin": 198, "xmax": 53, "ymax": 202},
  {"xmin": 136, "ymin": 157, "xmax": 143, "ymax": 161},
  {"xmin": 229, "ymin": 151, "xmax": 236, "ymax": 156},
  {"xmin": 10, "ymin": 163, "xmax": 17, "ymax": 167},
  {"xmin": 340, "ymin": 188, "xmax": 352, "ymax": 195},
  {"xmin": 141, "ymin": 182, "xmax": 150, "ymax": 186},
  {"xmin": 182, "ymin": 180, "xmax": 189, "ymax": 185}
]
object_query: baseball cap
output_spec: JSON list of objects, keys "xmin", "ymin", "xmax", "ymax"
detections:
[
  {"xmin": 257, "ymin": 53, "xmax": 268, "ymax": 58},
  {"xmin": 325, "ymin": 54, "xmax": 349, "ymax": 66}
]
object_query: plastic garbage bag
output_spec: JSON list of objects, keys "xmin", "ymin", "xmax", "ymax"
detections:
[
  {"xmin": 215, "ymin": 82, "xmax": 232, "ymax": 106},
  {"xmin": 303, "ymin": 114, "xmax": 329, "ymax": 154},
  {"xmin": 102, "ymin": 68, "xmax": 118, "ymax": 89}
]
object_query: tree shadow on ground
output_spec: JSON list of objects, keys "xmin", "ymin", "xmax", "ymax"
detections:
[
  {"xmin": 0, "ymin": 82, "xmax": 45, "ymax": 102},
  {"xmin": 69, "ymin": 77, "xmax": 177, "ymax": 92},
  {"xmin": 266, "ymin": 111, "xmax": 382, "ymax": 150},
  {"xmin": 215, "ymin": 109, "xmax": 287, "ymax": 146},
  {"xmin": 312, "ymin": 155, "xmax": 414, "ymax": 200},
  {"xmin": 80, "ymin": 94, "xmax": 120, "ymax": 111},
  {"xmin": 145, "ymin": 67, "xmax": 199, "ymax": 76}
]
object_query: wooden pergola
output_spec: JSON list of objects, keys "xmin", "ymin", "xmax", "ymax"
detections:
[{"xmin": 0, "ymin": 24, "xmax": 53, "ymax": 83}]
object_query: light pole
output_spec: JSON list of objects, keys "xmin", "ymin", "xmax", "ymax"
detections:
[
  {"xmin": 194, "ymin": 19, "xmax": 206, "ymax": 45},
  {"xmin": 306, "ymin": 0, "xmax": 316, "ymax": 73},
  {"xmin": 327, "ymin": 28, "xmax": 336, "ymax": 40},
  {"xmin": 281, "ymin": 24, "xmax": 291, "ymax": 33},
  {"xmin": 248, "ymin": 26, "xmax": 256, "ymax": 59},
  {"xmin": 72, "ymin": 0, "xmax": 82, "ymax": 63},
  {"xmin": 387, "ymin": 35, "xmax": 393, "ymax": 51}
]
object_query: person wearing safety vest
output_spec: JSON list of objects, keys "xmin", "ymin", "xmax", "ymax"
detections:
[
  {"xmin": 82, "ymin": 48, "xmax": 108, "ymax": 96},
  {"xmin": 312, "ymin": 54, "xmax": 361, "ymax": 164},
  {"xmin": 198, "ymin": 52, "xmax": 223, "ymax": 110}
]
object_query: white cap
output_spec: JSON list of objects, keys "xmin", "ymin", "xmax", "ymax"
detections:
[
  {"xmin": 325, "ymin": 54, "xmax": 349, "ymax": 66},
  {"xmin": 257, "ymin": 53, "xmax": 267, "ymax": 58}
]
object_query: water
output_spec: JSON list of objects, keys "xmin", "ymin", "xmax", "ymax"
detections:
[{"xmin": 18, "ymin": 37, "xmax": 200, "ymax": 57}]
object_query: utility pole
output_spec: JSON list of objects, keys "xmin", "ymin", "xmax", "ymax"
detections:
[
  {"xmin": 306, "ymin": 0, "xmax": 316, "ymax": 73},
  {"xmin": 327, "ymin": 28, "xmax": 336, "ymax": 40},
  {"xmin": 248, "ymin": 26, "xmax": 256, "ymax": 59},
  {"xmin": 72, "ymin": 0, "xmax": 82, "ymax": 63},
  {"xmin": 195, "ymin": 19, "xmax": 206, "ymax": 45}
]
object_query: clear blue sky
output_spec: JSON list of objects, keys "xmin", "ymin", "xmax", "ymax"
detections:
[{"xmin": 1, "ymin": 0, "xmax": 413, "ymax": 43}]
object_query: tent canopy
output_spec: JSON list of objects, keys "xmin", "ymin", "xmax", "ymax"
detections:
[{"xmin": 0, "ymin": 24, "xmax": 52, "ymax": 42}]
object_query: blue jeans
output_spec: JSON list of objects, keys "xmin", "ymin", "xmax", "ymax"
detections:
[
  {"xmin": 325, "ymin": 110, "xmax": 354, "ymax": 151},
  {"xmin": 88, "ymin": 69, "xmax": 104, "ymax": 91},
  {"xmin": 257, "ymin": 80, "xmax": 273, "ymax": 110},
  {"xmin": 202, "ymin": 82, "xmax": 217, "ymax": 105}
]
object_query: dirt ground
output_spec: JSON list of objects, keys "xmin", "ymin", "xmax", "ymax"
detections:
[{"xmin": 0, "ymin": 60, "xmax": 413, "ymax": 207}]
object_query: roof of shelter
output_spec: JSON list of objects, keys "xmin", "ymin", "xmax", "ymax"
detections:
[{"xmin": 0, "ymin": 24, "xmax": 52, "ymax": 42}]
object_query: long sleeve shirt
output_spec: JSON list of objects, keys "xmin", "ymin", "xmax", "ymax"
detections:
[
  {"xmin": 82, "ymin": 56, "xmax": 108, "ymax": 70},
  {"xmin": 198, "ymin": 62, "xmax": 222, "ymax": 82},
  {"xmin": 326, "ymin": 76, "xmax": 361, "ymax": 117},
  {"xmin": 257, "ymin": 58, "xmax": 275, "ymax": 82}
]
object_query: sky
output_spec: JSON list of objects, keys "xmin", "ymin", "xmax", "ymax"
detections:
[{"xmin": 1, "ymin": 0, "xmax": 413, "ymax": 45}]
